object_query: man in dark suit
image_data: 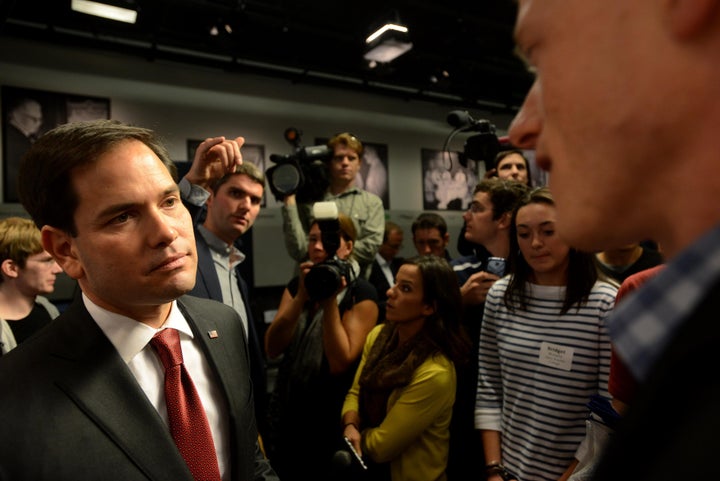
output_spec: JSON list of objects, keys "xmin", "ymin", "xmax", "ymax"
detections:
[
  {"xmin": 0, "ymin": 119, "xmax": 278, "ymax": 481},
  {"xmin": 178, "ymin": 143, "xmax": 269, "ymax": 436},
  {"xmin": 368, "ymin": 220, "xmax": 404, "ymax": 321}
]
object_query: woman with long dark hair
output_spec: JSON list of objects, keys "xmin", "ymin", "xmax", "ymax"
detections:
[
  {"xmin": 341, "ymin": 255, "xmax": 471, "ymax": 481},
  {"xmin": 476, "ymin": 187, "xmax": 617, "ymax": 481}
]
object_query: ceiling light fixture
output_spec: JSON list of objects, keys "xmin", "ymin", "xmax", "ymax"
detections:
[
  {"xmin": 363, "ymin": 14, "xmax": 412, "ymax": 64},
  {"xmin": 71, "ymin": 0, "xmax": 137, "ymax": 24}
]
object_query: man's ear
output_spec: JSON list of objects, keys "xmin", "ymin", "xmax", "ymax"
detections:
[
  {"xmin": 443, "ymin": 232, "xmax": 450, "ymax": 246},
  {"xmin": 497, "ymin": 211, "xmax": 513, "ymax": 230},
  {"xmin": 205, "ymin": 190, "xmax": 216, "ymax": 209},
  {"xmin": 0, "ymin": 259, "xmax": 19, "ymax": 279},
  {"xmin": 665, "ymin": 0, "xmax": 719, "ymax": 38},
  {"xmin": 41, "ymin": 226, "xmax": 84, "ymax": 280}
]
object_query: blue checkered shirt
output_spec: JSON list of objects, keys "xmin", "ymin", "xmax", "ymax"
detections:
[{"xmin": 610, "ymin": 224, "xmax": 720, "ymax": 381}]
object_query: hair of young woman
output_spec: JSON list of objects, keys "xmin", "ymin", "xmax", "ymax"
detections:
[
  {"xmin": 503, "ymin": 187, "xmax": 599, "ymax": 315},
  {"xmin": 402, "ymin": 255, "xmax": 471, "ymax": 365}
]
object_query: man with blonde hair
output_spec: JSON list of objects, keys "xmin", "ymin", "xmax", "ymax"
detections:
[
  {"xmin": 0, "ymin": 216, "xmax": 62, "ymax": 346},
  {"xmin": 282, "ymin": 132, "xmax": 384, "ymax": 277}
]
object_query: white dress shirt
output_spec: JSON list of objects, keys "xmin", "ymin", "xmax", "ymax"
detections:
[{"xmin": 86, "ymin": 293, "xmax": 231, "ymax": 480}]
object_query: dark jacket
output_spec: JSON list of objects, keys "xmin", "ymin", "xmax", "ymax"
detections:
[
  {"xmin": 592, "ymin": 278, "xmax": 720, "ymax": 480},
  {"xmin": 188, "ymin": 227, "xmax": 269, "ymax": 435},
  {"xmin": 0, "ymin": 295, "xmax": 278, "ymax": 481}
]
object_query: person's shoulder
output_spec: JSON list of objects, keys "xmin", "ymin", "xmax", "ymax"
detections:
[
  {"xmin": 616, "ymin": 264, "xmax": 665, "ymax": 302},
  {"xmin": 415, "ymin": 352, "xmax": 456, "ymax": 388},
  {"xmin": 625, "ymin": 264, "xmax": 665, "ymax": 287},
  {"xmin": 347, "ymin": 277, "xmax": 379, "ymax": 302},
  {"xmin": 365, "ymin": 323, "xmax": 385, "ymax": 347},
  {"xmin": 357, "ymin": 188, "xmax": 382, "ymax": 203},
  {"xmin": 592, "ymin": 279, "xmax": 619, "ymax": 294},
  {"xmin": 35, "ymin": 295, "xmax": 60, "ymax": 319},
  {"xmin": 179, "ymin": 295, "xmax": 237, "ymax": 319},
  {"xmin": 450, "ymin": 254, "xmax": 481, "ymax": 268}
]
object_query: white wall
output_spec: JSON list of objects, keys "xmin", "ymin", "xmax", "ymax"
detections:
[{"xmin": 0, "ymin": 37, "xmax": 515, "ymax": 286}]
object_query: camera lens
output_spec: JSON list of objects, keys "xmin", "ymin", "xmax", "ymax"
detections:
[{"xmin": 305, "ymin": 263, "xmax": 343, "ymax": 301}]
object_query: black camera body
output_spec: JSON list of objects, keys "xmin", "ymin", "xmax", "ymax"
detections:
[
  {"xmin": 266, "ymin": 128, "xmax": 332, "ymax": 203},
  {"xmin": 304, "ymin": 202, "xmax": 356, "ymax": 302},
  {"xmin": 446, "ymin": 110, "xmax": 501, "ymax": 171}
]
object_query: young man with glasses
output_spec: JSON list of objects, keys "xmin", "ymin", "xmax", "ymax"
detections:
[
  {"xmin": 446, "ymin": 178, "xmax": 529, "ymax": 481},
  {"xmin": 0, "ymin": 216, "xmax": 63, "ymax": 347}
]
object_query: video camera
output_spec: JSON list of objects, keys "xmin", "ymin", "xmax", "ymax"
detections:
[
  {"xmin": 266, "ymin": 127, "xmax": 332, "ymax": 203},
  {"xmin": 304, "ymin": 201, "xmax": 355, "ymax": 302},
  {"xmin": 445, "ymin": 110, "xmax": 501, "ymax": 171}
]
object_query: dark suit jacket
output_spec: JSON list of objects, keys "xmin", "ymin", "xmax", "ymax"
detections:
[
  {"xmin": 0, "ymin": 295, "xmax": 278, "ymax": 481},
  {"xmin": 591, "ymin": 278, "xmax": 720, "ymax": 480},
  {"xmin": 368, "ymin": 256, "xmax": 403, "ymax": 323},
  {"xmin": 188, "ymin": 228, "xmax": 269, "ymax": 435},
  {"xmin": 368, "ymin": 257, "xmax": 403, "ymax": 300}
]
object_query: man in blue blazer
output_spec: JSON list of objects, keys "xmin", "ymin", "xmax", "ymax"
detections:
[
  {"xmin": 179, "ymin": 143, "xmax": 268, "ymax": 436},
  {"xmin": 0, "ymin": 120, "xmax": 279, "ymax": 481}
]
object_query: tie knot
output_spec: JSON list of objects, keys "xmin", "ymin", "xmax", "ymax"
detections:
[{"xmin": 150, "ymin": 328, "xmax": 183, "ymax": 368}]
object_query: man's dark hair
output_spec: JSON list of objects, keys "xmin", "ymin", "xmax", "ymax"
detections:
[
  {"xmin": 383, "ymin": 221, "xmax": 402, "ymax": 243},
  {"xmin": 494, "ymin": 149, "xmax": 532, "ymax": 187},
  {"xmin": 18, "ymin": 119, "xmax": 176, "ymax": 236},
  {"xmin": 474, "ymin": 178, "xmax": 530, "ymax": 220},
  {"xmin": 208, "ymin": 161, "xmax": 266, "ymax": 194},
  {"xmin": 411, "ymin": 212, "xmax": 448, "ymax": 237}
]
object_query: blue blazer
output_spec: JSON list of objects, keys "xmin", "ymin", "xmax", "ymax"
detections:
[{"xmin": 0, "ymin": 295, "xmax": 279, "ymax": 481}]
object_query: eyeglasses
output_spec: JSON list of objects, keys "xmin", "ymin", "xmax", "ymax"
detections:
[{"xmin": 467, "ymin": 202, "xmax": 484, "ymax": 214}]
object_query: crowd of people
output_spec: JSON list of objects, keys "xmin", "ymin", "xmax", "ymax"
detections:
[
  {"xmin": 0, "ymin": 119, "xmax": 667, "ymax": 481},
  {"xmin": 3, "ymin": 2, "xmax": 710, "ymax": 477}
]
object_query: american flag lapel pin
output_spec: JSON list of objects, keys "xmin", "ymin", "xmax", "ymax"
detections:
[{"xmin": 207, "ymin": 330, "xmax": 219, "ymax": 339}]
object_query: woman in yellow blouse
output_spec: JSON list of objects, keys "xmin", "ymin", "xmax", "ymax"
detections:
[{"xmin": 341, "ymin": 255, "xmax": 471, "ymax": 481}]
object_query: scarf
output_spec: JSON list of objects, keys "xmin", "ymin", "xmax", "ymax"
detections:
[{"xmin": 358, "ymin": 322, "xmax": 439, "ymax": 428}]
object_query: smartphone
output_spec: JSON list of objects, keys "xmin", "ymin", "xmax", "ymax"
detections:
[
  {"xmin": 343, "ymin": 436, "xmax": 368, "ymax": 470},
  {"xmin": 486, "ymin": 257, "xmax": 506, "ymax": 277}
]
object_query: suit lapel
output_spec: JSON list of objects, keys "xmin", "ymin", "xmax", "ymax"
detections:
[
  {"xmin": 176, "ymin": 296, "xmax": 248, "ymax": 415},
  {"xmin": 194, "ymin": 231, "xmax": 223, "ymax": 301},
  {"xmin": 49, "ymin": 300, "xmax": 193, "ymax": 481}
]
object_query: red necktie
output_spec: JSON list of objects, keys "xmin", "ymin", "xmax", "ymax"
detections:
[{"xmin": 151, "ymin": 328, "xmax": 222, "ymax": 481}]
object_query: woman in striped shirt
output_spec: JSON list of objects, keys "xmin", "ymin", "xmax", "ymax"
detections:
[{"xmin": 475, "ymin": 187, "xmax": 617, "ymax": 481}]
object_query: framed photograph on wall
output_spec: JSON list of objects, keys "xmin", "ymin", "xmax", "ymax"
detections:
[
  {"xmin": 422, "ymin": 148, "xmax": 479, "ymax": 211},
  {"xmin": 1, "ymin": 85, "xmax": 110, "ymax": 203},
  {"xmin": 186, "ymin": 139, "xmax": 267, "ymax": 207},
  {"xmin": 315, "ymin": 137, "xmax": 390, "ymax": 209}
]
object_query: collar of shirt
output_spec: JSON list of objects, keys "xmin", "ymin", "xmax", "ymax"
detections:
[
  {"xmin": 610, "ymin": 223, "xmax": 720, "ymax": 381},
  {"xmin": 324, "ymin": 186, "xmax": 361, "ymax": 199},
  {"xmin": 85, "ymin": 293, "xmax": 194, "ymax": 364},
  {"xmin": 198, "ymin": 224, "xmax": 245, "ymax": 268},
  {"xmin": 375, "ymin": 252, "xmax": 390, "ymax": 269}
]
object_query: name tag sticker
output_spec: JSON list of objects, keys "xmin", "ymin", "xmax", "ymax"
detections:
[{"xmin": 538, "ymin": 341, "xmax": 574, "ymax": 371}]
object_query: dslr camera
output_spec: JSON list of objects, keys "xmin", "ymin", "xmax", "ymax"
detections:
[
  {"xmin": 304, "ymin": 201, "xmax": 356, "ymax": 302},
  {"xmin": 266, "ymin": 127, "xmax": 332, "ymax": 203}
]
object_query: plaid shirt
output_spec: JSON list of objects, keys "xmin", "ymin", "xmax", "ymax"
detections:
[{"xmin": 610, "ymin": 224, "xmax": 720, "ymax": 381}]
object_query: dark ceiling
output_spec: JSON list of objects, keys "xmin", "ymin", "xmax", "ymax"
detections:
[{"xmin": 0, "ymin": 0, "xmax": 533, "ymax": 114}]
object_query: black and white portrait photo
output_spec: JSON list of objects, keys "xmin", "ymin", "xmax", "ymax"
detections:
[{"xmin": 1, "ymin": 86, "xmax": 110, "ymax": 203}]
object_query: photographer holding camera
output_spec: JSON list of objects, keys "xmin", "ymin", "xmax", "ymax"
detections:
[
  {"xmin": 280, "ymin": 132, "xmax": 385, "ymax": 279},
  {"xmin": 264, "ymin": 209, "xmax": 379, "ymax": 481}
]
